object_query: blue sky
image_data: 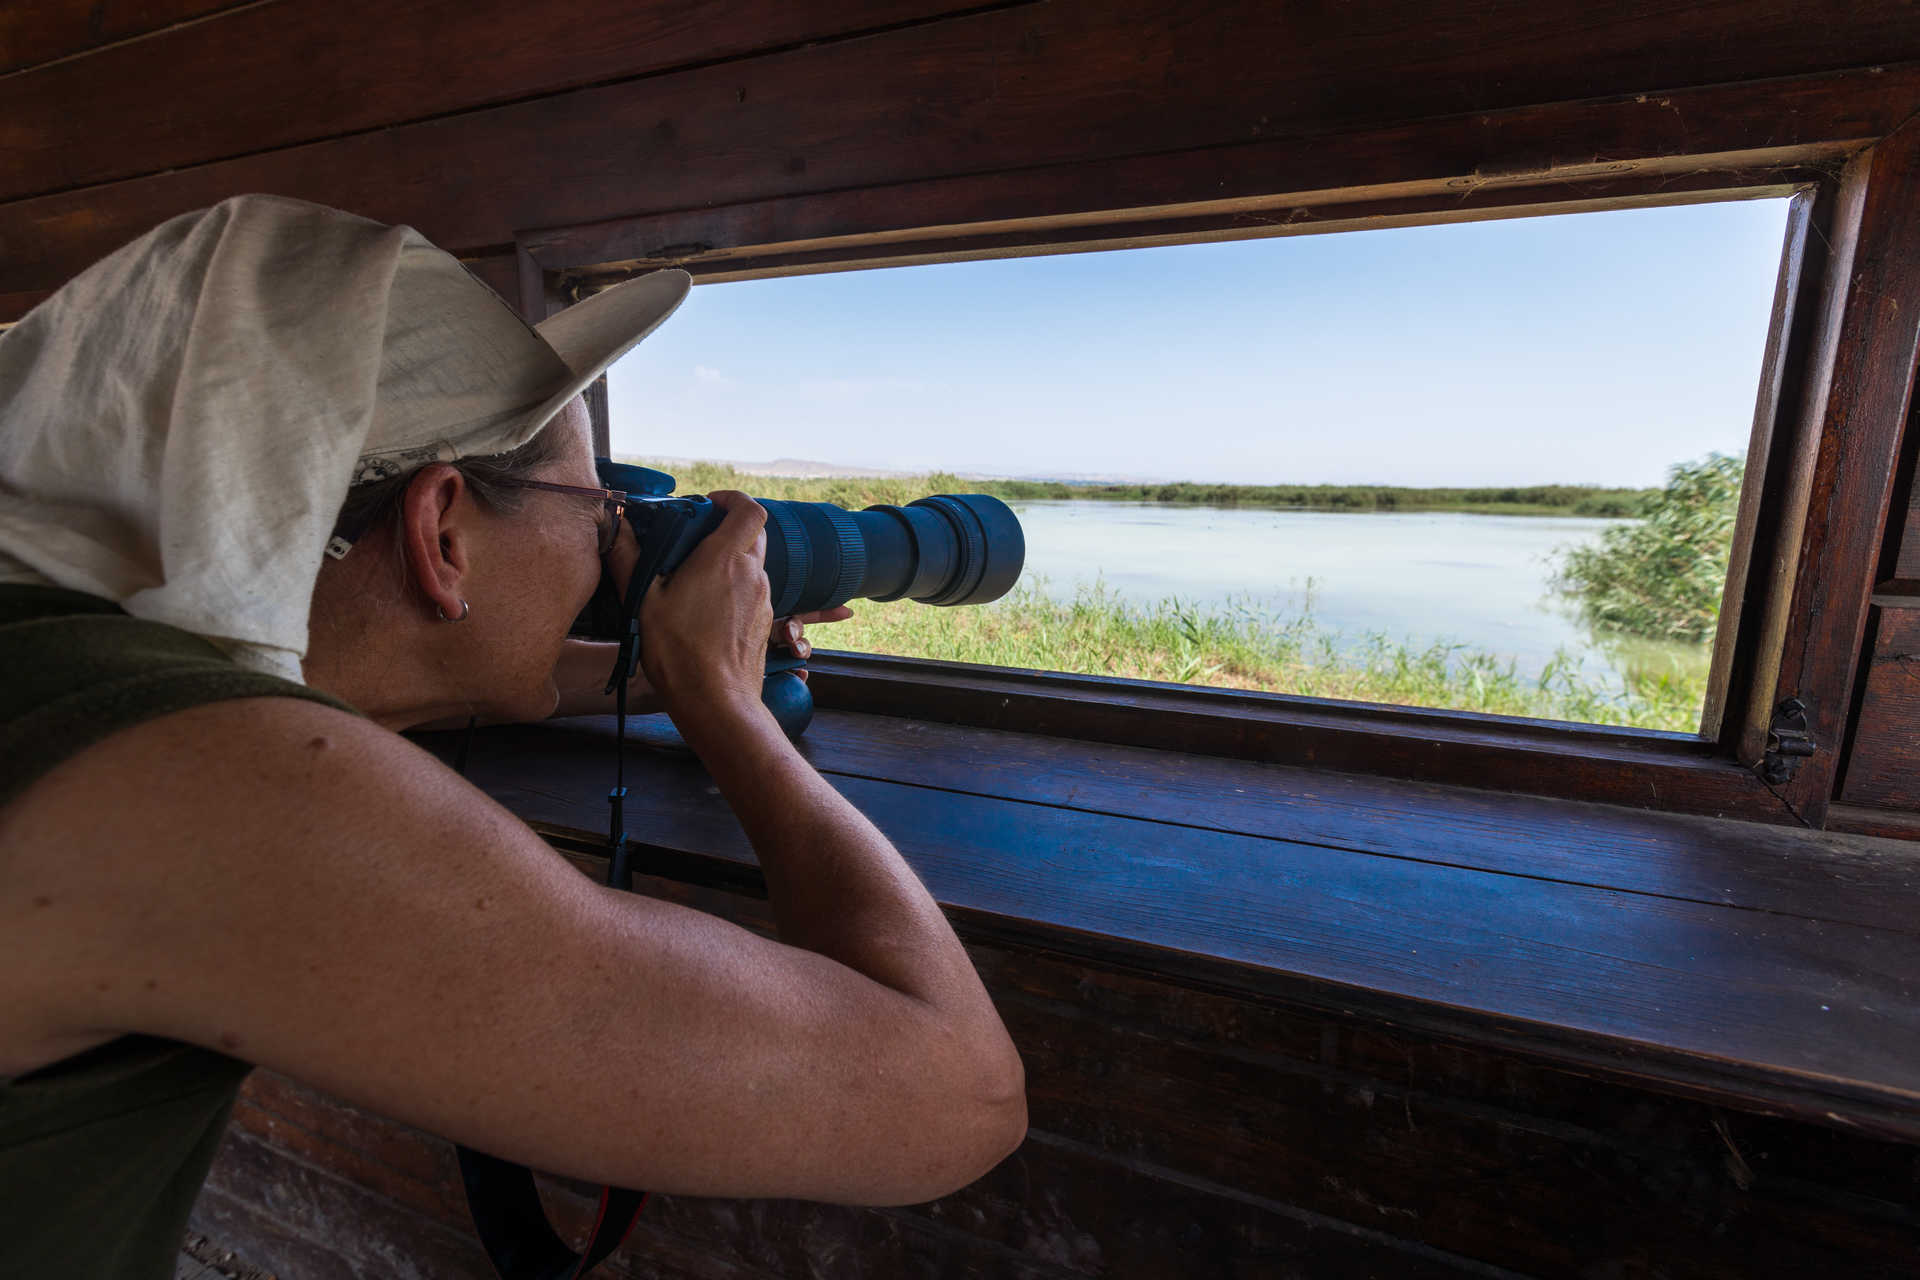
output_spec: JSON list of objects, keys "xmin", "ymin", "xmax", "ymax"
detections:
[{"xmin": 607, "ymin": 197, "xmax": 1791, "ymax": 488}]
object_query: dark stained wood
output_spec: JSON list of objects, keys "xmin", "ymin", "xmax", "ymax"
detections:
[
  {"xmin": 5, "ymin": 7, "xmax": 1919, "ymax": 307},
  {"xmin": 522, "ymin": 64, "xmax": 1875, "ymax": 281},
  {"xmin": 1839, "ymin": 608, "xmax": 1920, "ymax": 812},
  {"xmin": 970, "ymin": 954, "xmax": 1920, "ymax": 1280},
  {"xmin": 0, "ymin": 0, "xmax": 250, "ymax": 76},
  {"xmin": 197, "ymin": 895, "xmax": 1920, "ymax": 1280},
  {"xmin": 418, "ymin": 715, "xmax": 1920, "ymax": 1143},
  {"xmin": 1761, "ymin": 121, "xmax": 1920, "ymax": 823},
  {"xmin": 1830, "ymin": 803, "xmax": 1920, "ymax": 839},
  {"xmin": 589, "ymin": 709, "xmax": 1920, "ymax": 934},
  {"xmin": 456, "ymin": 252, "xmax": 520, "ymax": 308},
  {"xmin": 1897, "ymin": 485, "xmax": 1920, "ymax": 583},
  {"xmin": 801, "ymin": 651, "xmax": 1797, "ymax": 822},
  {"xmin": 0, "ymin": 0, "xmax": 986, "ymax": 204},
  {"xmin": 563, "ymin": 171, "xmax": 1818, "ymax": 293},
  {"xmin": 1701, "ymin": 190, "xmax": 1817, "ymax": 744},
  {"xmin": 195, "ymin": 1129, "xmax": 493, "ymax": 1278}
]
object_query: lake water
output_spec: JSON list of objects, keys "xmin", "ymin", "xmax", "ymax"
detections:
[{"xmin": 1002, "ymin": 501, "xmax": 1707, "ymax": 692}]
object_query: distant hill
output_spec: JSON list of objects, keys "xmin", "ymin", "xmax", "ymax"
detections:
[{"xmin": 625, "ymin": 455, "xmax": 1165, "ymax": 486}]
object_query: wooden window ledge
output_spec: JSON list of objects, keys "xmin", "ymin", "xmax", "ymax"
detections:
[{"xmin": 417, "ymin": 709, "xmax": 1920, "ymax": 1144}]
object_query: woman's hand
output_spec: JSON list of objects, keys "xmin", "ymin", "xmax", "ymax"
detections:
[
  {"xmin": 546, "ymin": 503, "xmax": 853, "ymax": 718},
  {"xmin": 638, "ymin": 491, "xmax": 776, "ymax": 720},
  {"xmin": 773, "ymin": 605, "xmax": 855, "ymax": 679}
]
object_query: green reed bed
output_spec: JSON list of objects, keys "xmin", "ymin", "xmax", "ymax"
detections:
[
  {"xmin": 822, "ymin": 582, "xmax": 1709, "ymax": 733},
  {"xmin": 631, "ymin": 459, "xmax": 1653, "ymax": 518}
]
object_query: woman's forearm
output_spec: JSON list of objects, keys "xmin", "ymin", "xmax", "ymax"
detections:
[
  {"xmin": 676, "ymin": 699, "xmax": 1002, "ymax": 1023},
  {"xmin": 550, "ymin": 640, "xmax": 664, "ymax": 717}
]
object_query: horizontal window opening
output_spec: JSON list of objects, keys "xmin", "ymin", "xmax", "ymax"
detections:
[{"xmin": 608, "ymin": 198, "xmax": 1793, "ymax": 734}]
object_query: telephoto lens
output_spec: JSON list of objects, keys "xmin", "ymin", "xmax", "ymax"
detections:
[
  {"xmin": 593, "ymin": 461, "xmax": 1026, "ymax": 618},
  {"xmin": 757, "ymin": 493, "xmax": 1024, "ymax": 616}
]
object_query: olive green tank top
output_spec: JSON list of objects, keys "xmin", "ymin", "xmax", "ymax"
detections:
[{"xmin": 0, "ymin": 584, "xmax": 357, "ymax": 1279}]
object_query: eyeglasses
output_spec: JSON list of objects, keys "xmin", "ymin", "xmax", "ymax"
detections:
[{"xmin": 493, "ymin": 478, "xmax": 628, "ymax": 556}]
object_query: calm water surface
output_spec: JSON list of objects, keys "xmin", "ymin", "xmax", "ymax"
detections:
[{"xmin": 1004, "ymin": 501, "xmax": 1707, "ymax": 691}]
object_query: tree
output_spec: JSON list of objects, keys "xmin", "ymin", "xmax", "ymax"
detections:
[{"xmin": 1552, "ymin": 453, "xmax": 1744, "ymax": 642}]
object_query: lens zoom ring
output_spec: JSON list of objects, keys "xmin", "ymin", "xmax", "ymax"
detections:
[
  {"xmin": 916, "ymin": 496, "xmax": 985, "ymax": 604},
  {"xmin": 816, "ymin": 505, "xmax": 867, "ymax": 607},
  {"xmin": 763, "ymin": 502, "xmax": 810, "ymax": 617}
]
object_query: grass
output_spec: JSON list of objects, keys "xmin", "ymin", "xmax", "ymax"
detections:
[
  {"xmin": 820, "ymin": 581, "xmax": 1709, "ymax": 733},
  {"xmin": 627, "ymin": 458, "xmax": 1653, "ymax": 518}
]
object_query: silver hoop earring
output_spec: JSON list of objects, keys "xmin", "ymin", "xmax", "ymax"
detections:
[{"xmin": 437, "ymin": 599, "xmax": 470, "ymax": 623}]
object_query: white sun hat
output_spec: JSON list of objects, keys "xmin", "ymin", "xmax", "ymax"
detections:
[{"xmin": 0, "ymin": 195, "xmax": 689, "ymax": 682}]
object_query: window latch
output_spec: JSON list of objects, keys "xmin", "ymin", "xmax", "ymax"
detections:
[{"xmin": 1760, "ymin": 696, "xmax": 1816, "ymax": 784}]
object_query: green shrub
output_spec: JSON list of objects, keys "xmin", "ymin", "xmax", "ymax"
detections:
[{"xmin": 1552, "ymin": 453, "xmax": 1744, "ymax": 642}]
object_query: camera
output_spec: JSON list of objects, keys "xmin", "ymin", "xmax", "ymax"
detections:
[{"xmin": 574, "ymin": 461, "xmax": 1026, "ymax": 733}]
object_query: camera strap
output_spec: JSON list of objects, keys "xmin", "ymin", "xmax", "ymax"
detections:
[{"xmin": 449, "ymin": 708, "xmax": 650, "ymax": 1279}]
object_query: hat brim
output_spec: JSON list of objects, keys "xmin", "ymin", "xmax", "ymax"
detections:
[{"xmin": 521, "ymin": 268, "xmax": 692, "ymax": 443}]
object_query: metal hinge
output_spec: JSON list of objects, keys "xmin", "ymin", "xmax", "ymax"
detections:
[{"xmin": 1760, "ymin": 696, "xmax": 1816, "ymax": 784}]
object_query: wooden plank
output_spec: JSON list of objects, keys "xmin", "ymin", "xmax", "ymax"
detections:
[
  {"xmin": 456, "ymin": 253, "xmax": 519, "ymax": 308},
  {"xmin": 428, "ymin": 718, "xmax": 1920, "ymax": 1138},
  {"xmin": 587, "ymin": 709, "xmax": 1920, "ymax": 934},
  {"xmin": 526, "ymin": 73, "xmax": 1872, "ymax": 278},
  {"xmin": 5, "ymin": 8, "xmax": 1920, "ymax": 305},
  {"xmin": 1897, "ymin": 486, "xmax": 1920, "ymax": 582},
  {"xmin": 976, "ymin": 963, "xmax": 1920, "ymax": 1279},
  {"xmin": 0, "ymin": 0, "xmax": 982, "ymax": 204},
  {"xmin": 1830, "ymin": 802, "xmax": 1920, "ymax": 839},
  {"xmin": 1701, "ymin": 189, "xmax": 1818, "ymax": 744},
  {"xmin": 800, "ymin": 652, "xmax": 1795, "ymax": 822},
  {"xmin": 230, "ymin": 1072, "xmax": 469, "ymax": 1228},
  {"xmin": 1763, "ymin": 121, "xmax": 1920, "ymax": 823},
  {"xmin": 559, "ymin": 170, "xmax": 1816, "ymax": 292},
  {"xmin": 195, "ymin": 1129, "xmax": 492, "ymax": 1278},
  {"xmin": 502, "ymin": 706, "xmax": 1920, "ymax": 938},
  {"xmin": 1839, "ymin": 608, "xmax": 1920, "ymax": 811},
  {"xmin": 622, "ymin": 1135, "xmax": 1501, "ymax": 1279},
  {"xmin": 0, "ymin": 0, "xmax": 249, "ymax": 76}
]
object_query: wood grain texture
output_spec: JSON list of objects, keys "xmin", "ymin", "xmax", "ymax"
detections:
[
  {"xmin": 4, "ymin": 3, "xmax": 1918, "ymax": 305},
  {"xmin": 1764, "ymin": 122, "xmax": 1920, "ymax": 822},
  {"xmin": 416, "ymin": 715, "xmax": 1920, "ymax": 1141},
  {"xmin": 524, "ymin": 54, "xmax": 1892, "ymax": 279},
  {"xmin": 0, "ymin": 0, "xmax": 251, "ymax": 75},
  {"xmin": 802, "ymin": 652, "xmax": 1795, "ymax": 822},
  {"xmin": 195, "ymin": 909, "xmax": 1920, "ymax": 1280},
  {"xmin": 0, "ymin": 0, "xmax": 984, "ymax": 203},
  {"xmin": 194, "ymin": 1128, "xmax": 492, "ymax": 1279},
  {"xmin": 604, "ymin": 710, "xmax": 1920, "ymax": 933},
  {"xmin": 1702, "ymin": 191, "xmax": 1818, "ymax": 745},
  {"xmin": 456, "ymin": 253, "xmax": 520, "ymax": 308},
  {"xmin": 1840, "ymin": 608, "xmax": 1920, "ymax": 811},
  {"xmin": 1897, "ymin": 487, "xmax": 1920, "ymax": 582}
]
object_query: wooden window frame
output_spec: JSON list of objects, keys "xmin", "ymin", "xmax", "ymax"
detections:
[{"xmin": 516, "ymin": 81, "xmax": 1920, "ymax": 827}]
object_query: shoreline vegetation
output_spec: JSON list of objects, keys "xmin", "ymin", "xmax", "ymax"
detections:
[
  {"xmin": 619, "ymin": 455, "xmax": 1728, "ymax": 733},
  {"xmin": 626, "ymin": 457, "xmax": 1655, "ymax": 518},
  {"xmin": 821, "ymin": 582, "xmax": 1709, "ymax": 733}
]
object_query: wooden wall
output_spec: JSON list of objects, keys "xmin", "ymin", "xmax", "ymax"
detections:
[
  {"xmin": 8, "ymin": 2, "xmax": 1920, "ymax": 1276},
  {"xmin": 1836, "ymin": 403, "xmax": 1920, "ymax": 829},
  {"xmin": 190, "ymin": 874, "xmax": 1920, "ymax": 1280}
]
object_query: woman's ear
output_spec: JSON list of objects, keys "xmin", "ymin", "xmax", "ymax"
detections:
[{"xmin": 398, "ymin": 464, "xmax": 472, "ymax": 621}]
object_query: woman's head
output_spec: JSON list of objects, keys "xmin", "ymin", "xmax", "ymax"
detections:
[
  {"xmin": 306, "ymin": 396, "xmax": 614, "ymax": 728},
  {"xmin": 0, "ymin": 196, "xmax": 687, "ymax": 694}
]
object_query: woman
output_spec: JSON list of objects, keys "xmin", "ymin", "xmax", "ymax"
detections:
[{"xmin": 0, "ymin": 196, "xmax": 1026, "ymax": 1277}]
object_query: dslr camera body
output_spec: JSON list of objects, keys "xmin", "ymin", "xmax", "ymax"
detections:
[{"xmin": 573, "ymin": 461, "xmax": 1025, "ymax": 735}]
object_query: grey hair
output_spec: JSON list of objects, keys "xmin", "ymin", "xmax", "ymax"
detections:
[{"xmin": 328, "ymin": 422, "xmax": 573, "ymax": 556}]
